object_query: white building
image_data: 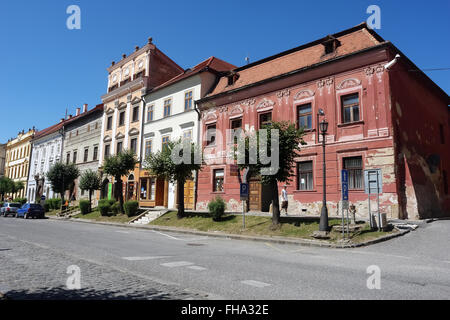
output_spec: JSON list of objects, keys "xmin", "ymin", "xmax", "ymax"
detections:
[
  {"xmin": 27, "ymin": 123, "xmax": 63, "ymax": 203},
  {"xmin": 140, "ymin": 57, "xmax": 235, "ymax": 209}
]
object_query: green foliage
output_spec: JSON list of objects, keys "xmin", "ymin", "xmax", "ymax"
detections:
[
  {"xmin": 0, "ymin": 201, "xmax": 3, "ymax": 207},
  {"xmin": 46, "ymin": 162, "xmax": 80, "ymax": 198},
  {"xmin": 103, "ymin": 150, "xmax": 138, "ymax": 181},
  {"xmin": 79, "ymin": 200, "xmax": 90, "ymax": 215},
  {"xmin": 123, "ymin": 200, "xmax": 139, "ymax": 217},
  {"xmin": 79, "ymin": 170, "xmax": 101, "ymax": 194},
  {"xmin": 208, "ymin": 196, "xmax": 226, "ymax": 221},
  {"xmin": 13, "ymin": 197, "xmax": 27, "ymax": 205},
  {"xmin": 108, "ymin": 199, "xmax": 116, "ymax": 206},
  {"xmin": 12, "ymin": 181, "xmax": 25, "ymax": 194},
  {"xmin": 46, "ymin": 198, "xmax": 61, "ymax": 210},
  {"xmin": 98, "ymin": 201, "xmax": 111, "ymax": 216},
  {"xmin": 43, "ymin": 202, "xmax": 50, "ymax": 212},
  {"xmin": 0, "ymin": 177, "xmax": 14, "ymax": 199},
  {"xmin": 111, "ymin": 202, "xmax": 121, "ymax": 216}
]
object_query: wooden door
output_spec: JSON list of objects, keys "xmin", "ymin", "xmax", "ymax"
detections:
[
  {"xmin": 155, "ymin": 177, "xmax": 165, "ymax": 206},
  {"xmin": 184, "ymin": 179, "xmax": 195, "ymax": 210},
  {"xmin": 249, "ymin": 180, "xmax": 261, "ymax": 211}
]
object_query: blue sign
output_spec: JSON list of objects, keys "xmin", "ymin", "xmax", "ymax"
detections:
[
  {"xmin": 41, "ymin": 195, "xmax": 46, "ymax": 201},
  {"xmin": 341, "ymin": 170, "xmax": 349, "ymax": 201},
  {"xmin": 240, "ymin": 183, "xmax": 249, "ymax": 200}
]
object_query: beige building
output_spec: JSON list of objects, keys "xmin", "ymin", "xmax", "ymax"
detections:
[
  {"xmin": 5, "ymin": 129, "xmax": 35, "ymax": 199},
  {"xmin": 0, "ymin": 143, "xmax": 6, "ymax": 178},
  {"xmin": 99, "ymin": 37, "xmax": 184, "ymax": 203}
]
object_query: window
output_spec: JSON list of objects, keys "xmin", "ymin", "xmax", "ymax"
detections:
[
  {"xmin": 297, "ymin": 161, "xmax": 313, "ymax": 190},
  {"xmin": 162, "ymin": 136, "xmax": 170, "ymax": 151},
  {"xmin": 93, "ymin": 146, "xmax": 98, "ymax": 161},
  {"xmin": 145, "ymin": 140, "xmax": 152, "ymax": 157},
  {"xmin": 84, "ymin": 148, "xmax": 89, "ymax": 162},
  {"xmin": 344, "ymin": 156, "xmax": 363, "ymax": 190},
  {"xmin": 147, "ymin": 105, "xmax": 154, "ymax": 122},
  {"xmin": 183, "ymin": 130, "xmax": 192, "ymax": 141},
  {"xmin": 107, "ymin": 116, "xmax": 113, "ymax": 130},
  {"xmin": 213, "ymin": 169, "xmax": 224, "ymax": 192},
  {"xmin": 104, "ymin": 145, "xmax": 110, "ymax": 159},
  {"xmin": 140, "ymin": 178, "xmax": 148, "ymax": 200},
  {"xmin": 230, "ymin": 118, "xmax": 242, "ymax": 144},
  {"xmin": 297, "ymin": 104, "xmax": 312, "ymax": 130},
  {"xmin": 130, "ymin": 138, "xmax": 137, "ymax": 154},
  {"xmin": 116, "ymin": 141, "xmax": 123, "ymax": 154},
  {"xmin": 66, "ymin": 153, "xmax": 70, "ymax": 165},
  {"xmin": 184, "ymin": 91, "xmax": 193, "ymax": 110},
  {"xmin": 72, "ymin": 151, "xmax": 77, "ymax": 164},
  {"xmin": 119, "ymin": 111, "xmax": 125, "ymax": 126},
  {"xmin": 206, "ymin": 124, "xmax": 216, "ymax": 146},
  {"xmin": 259, "ymin": 112, "xmax": 272, "ymax": 128},
  {"xmin": 341, "ymin": 94, "xmax": 360, "ymax": 123},
  {"xmin": 164, "ymin": 99, "xmax": 171, "ymax": 117},
  {"xmin": 132, "ymin": 105, "xmax": 139, "ymax": 122}
]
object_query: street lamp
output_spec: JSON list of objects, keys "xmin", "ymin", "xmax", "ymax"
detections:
[{"xmin": 319, "ymin": 118, "xmax": 329, "ymax": 232}]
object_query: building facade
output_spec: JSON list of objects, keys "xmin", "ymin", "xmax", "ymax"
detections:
[
  {"xmin": 5, "ymin": 129, "xmax": 35, "ymax": 199},
  {"xmin": 0, "ymin": 144, "xmax": 6, "ymax": 178},
  {"xmin": 196, "ymin": 23, "xmax": 449, "ymax": 220},
  {"xmin": 27, "ymin": 122, "xmax": 63, "ymax": 203},
  {"xmin": 63, "ymin": 104, "xmax": 103, "ymax": 203},
  {"xmin": 140, "ymin": 57, "xmax": 235, "ymax": 209},
  {"xmin": 99, "ymin": 37, "xmax": 184, "ymax": 202}
]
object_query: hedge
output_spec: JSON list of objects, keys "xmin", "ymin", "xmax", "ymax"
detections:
[{"xmin": 124, "ymin": 201, "xmax": 139, "ymax": 217}]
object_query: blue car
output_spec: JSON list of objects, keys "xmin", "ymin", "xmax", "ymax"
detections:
[{"xmin": 16, "ymin": 203, "xmax": 45, "ymax": 219}]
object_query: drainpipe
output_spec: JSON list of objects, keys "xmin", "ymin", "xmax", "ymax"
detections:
[{"xmin": 194, "ymin": 100, "xmax": 202, "ymax": 210}]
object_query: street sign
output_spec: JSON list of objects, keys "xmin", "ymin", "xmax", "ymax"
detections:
[
  {"xmin": 364, "ymin": 169, "xmax": 383, "ymax": 194},
  {"xmin": 240, "ymin": 183, "xmax": 249, "ymax": 200},
  {"xmin": 341, "ymin": 170, "xmax": 349, "ymax": 201},
  {"xmin": 41, "ymin": 195, "xmax": 46, "ymax": 201}
]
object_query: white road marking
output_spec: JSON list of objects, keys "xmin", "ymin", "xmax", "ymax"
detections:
[
  {"xmin": 122, "ymin": 256, "xmax": 171, "ymax": 261},
  {"xmin": 115, "ymin": 230, "xmax": 130, "ymax": 234},
  {"xmin": 161, "ymin": 261, "xmax": 194, "ymax": 268},
  {"xmin": 152, "ymin": 230, "xmax": 182, "ymax": 240},
  {"xmin": 241, "ymin": 280, "xmax": 271, "ymax": 288},
  {"xmin": 187, "ymin": 266, "xmax": 207, "ymax": 271}
]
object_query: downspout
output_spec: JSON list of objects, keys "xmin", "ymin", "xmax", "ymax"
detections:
[{"xmin": 194, "ymin": 100, "xmax": 202, "ymax": 210}]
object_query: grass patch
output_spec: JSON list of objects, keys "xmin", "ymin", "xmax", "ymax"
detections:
[
  {"xmin": 72, "ymin": 209, "xmax": 133, "ymax": 224},
  {"xmin": 150, "ymin": 211, "xmax": 396, "ymax": 243}
]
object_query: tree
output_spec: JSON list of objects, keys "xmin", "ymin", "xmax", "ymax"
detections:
[
  {"xmin": 46, "ymin": 162, "xmax": 80, "ymax": 206},
  {"xmin": 103, "ymin": 150, "xmax": 137, "ymax": 213},
  {"xmin": 144, "ymin": 139, "xmax": 201, "ymax": 219},
  {"xmin": 237, "ymin": 121, "xmax": 305, "ymax": 227},
  {"xmin": 12, "ymin": 181, "xmax": 25, "ymax": 198},
  {"xmin": 79, "ymin": 170, "xmax": 102, "ymax": 213},
  {"xmin": 0, "ymin": 177, "xmax": 14, "ymax": 201}
]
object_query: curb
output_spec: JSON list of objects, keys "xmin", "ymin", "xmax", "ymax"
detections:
[{"xmin": 47, "ymin": 215, "xmax": 411, "ymax": 249}]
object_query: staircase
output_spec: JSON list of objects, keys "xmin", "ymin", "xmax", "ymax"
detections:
[{"xmin": 130, "ymin": 209, "xmax": 168, "ymax": 225}]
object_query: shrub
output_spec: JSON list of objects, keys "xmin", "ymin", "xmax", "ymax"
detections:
[
  {"xmin": 79, "ymin": 200, "xmax": 90, "ymax": 215},
  {"xmin": 0, "ymin": 202, "xmax": 3, "ymax": 208},
  {"xmin": 208, "ymin": 196, "xmax": 226, "ymax": 221},
  {"xmin": 124, "ymin": 200, "xmax": 139, "ymax": 217},
  {"xmin": 111, "ymin": 202, "xmax": 121, "ymax": 216},
  {"xmin": 53, "ymin": 198, "xmax": 62, "ymax": 210},
  {"xmin": 44, "ymin": 200, "xmax": 52, "ymax": 212},
  {"xmin": 98, "ymin": 202, "xmax": 111, "ymax": 216},
  {"xmin": 108, "ymin": 199, "xmax": 116, "ymax": 206},
  {"xmin": 14, "ymin": 197, "xmax": 27, "ymax": 205}
]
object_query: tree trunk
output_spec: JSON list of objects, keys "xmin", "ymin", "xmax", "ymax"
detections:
[
  {"xmin": 271, "ymin": 180, "xmax": 280, "ymax": 226},
  {"xmin": 116, "ymin": 177, "xmax": 124, "ymax": 214},
  {"xmin": 177, "ymin": 178, "xmax": 185, "ymax": 219},
  {"xmin": 88, "ymin": 190, "xmax": 92, "ymax": 213}
]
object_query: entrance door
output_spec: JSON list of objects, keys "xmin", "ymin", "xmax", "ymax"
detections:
[
  {"xmin": 127, "ymin": 182, "xmax": 134, "ymax": 200},
  {"xmin": 155, "ymin": 177, "xmax": 165, "ymax": 207},
  {"xmin": 249, "ymin": 179, "xmax": 261, "ymax": 211},
  {"xmin": 184, "ymin": 179, "xmax": 195, "ymax": 210}
]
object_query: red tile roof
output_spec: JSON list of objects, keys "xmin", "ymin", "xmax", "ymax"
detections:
[
  {"xmin": 150, "ymin": 56, "xmax": 236, "ymax": 93},
  {"xmin": 208, "ymin": 23, "xmax": 384, "ymax": 97},
  {"xmin": 34, "ymin": 104, "xmax": 104, "ymax": 140}
]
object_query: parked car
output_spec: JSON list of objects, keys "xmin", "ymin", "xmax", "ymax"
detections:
[
  {"xmin": 1, "ymin": 202, "xmax": 22, "ymax": 217},
  {"xmin": 16, "ymin": 203, "xmax": 45, "ymax": 219}
]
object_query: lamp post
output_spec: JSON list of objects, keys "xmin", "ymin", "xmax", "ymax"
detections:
[{"xmin": 319, "ymin": 118, "xmax": 329, "ymax": 232}]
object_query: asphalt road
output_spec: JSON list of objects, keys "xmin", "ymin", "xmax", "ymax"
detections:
[{"xmin": 0, "ymin": 216, "xmax": 449, "ymax": 299}]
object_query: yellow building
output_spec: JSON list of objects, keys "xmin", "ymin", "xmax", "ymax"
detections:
[{"xmin": 5, "ymin": 129, "xmax": 35, "ymax": 200}]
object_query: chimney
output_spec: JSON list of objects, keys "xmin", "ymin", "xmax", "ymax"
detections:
[
  {"xmin": 83, "ymin": 104, "xmax": 88, "ymax": 113},
  {"xmin": 60, "ymin": 118, "xmax": 64, "ymax": 123},
  {"xmin": 68, "ymin": 115, "xmax": 73, "ymax": 119},
  {"xmin": 122, "ymin": 53, "xmax": 127, "ymax": 59},
  {"xmin": 76, "ymin": 108, "xmax": 81, "ymax": 116},
  {"xmin": 135, "ymin": 46, "xmax": 139, "ymax": 52}
]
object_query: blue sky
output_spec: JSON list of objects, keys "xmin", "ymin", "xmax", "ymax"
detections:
[{"xmin": 1, "ymin": 0, "xmax": 449, "ymax": 141}]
